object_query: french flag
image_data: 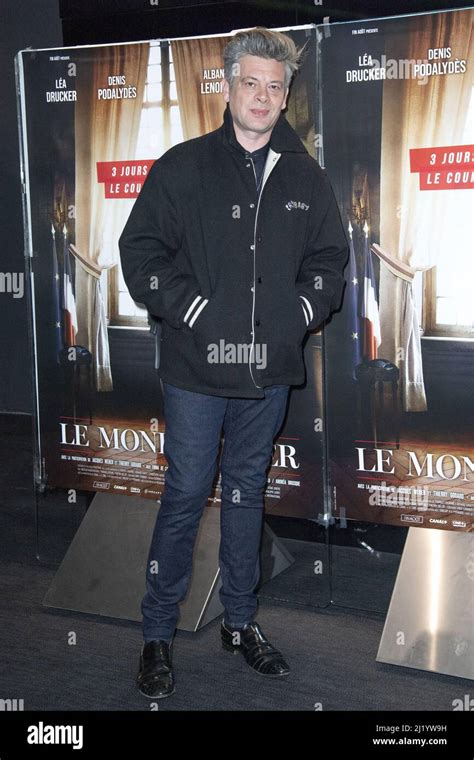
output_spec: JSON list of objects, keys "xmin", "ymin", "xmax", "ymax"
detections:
[
  {"xmin": 62, "ymin": 225, "xmax": 78, "ymax": 347},
  {"xmin": 361, "ymin": 226, "xmax": 381, "ymax": 360},
  {"xmin": 347, "ymin": 223, "xmax": 362, "ymax": 379}
]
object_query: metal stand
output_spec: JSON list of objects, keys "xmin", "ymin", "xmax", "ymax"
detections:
[
  {"xmin": 43, "ymin": 493, "xmax": 295, "ymax": 631},
  {"xmin": 377, "ymin": 527, "xmax": 474, "ymax": 680}
]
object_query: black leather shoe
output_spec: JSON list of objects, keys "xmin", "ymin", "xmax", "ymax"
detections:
[
  {"xmin": 221, "ymin": 620, "xmax": 290, "ymax": 677},
  {"xmin": 136, "ymin": 639, "xmax": 175, "ymax": 698}
]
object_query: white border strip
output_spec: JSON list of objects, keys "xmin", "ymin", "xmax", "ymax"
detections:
[{"xmin": 300, "ymin": 295, "xmax": 313, "ymax": 325}]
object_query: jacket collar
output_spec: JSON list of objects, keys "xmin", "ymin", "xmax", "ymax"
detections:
[{"xmin": 221, "ymin": 102, "xmax": 307, "ymax": 156}]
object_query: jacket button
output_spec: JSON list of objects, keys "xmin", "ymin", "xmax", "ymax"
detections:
[
  {"xmin": 250, "ymin": 244, "xmax": 255, "ymax": 250},
  {"xmin": 250, "ymin": 286, "xmax": 255, "ymax": 293},
  {"xmin": 249, "ymin": 203, "xmax": 255, "ymax": 209},
  {"xmin": 246, "ymin": 162, "xmax": 251, "ymax": 168}
]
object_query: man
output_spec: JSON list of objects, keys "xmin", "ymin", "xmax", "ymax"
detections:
[{"xmin": 119, "ymin": 27, "xmax": 348, "ymax": 699}]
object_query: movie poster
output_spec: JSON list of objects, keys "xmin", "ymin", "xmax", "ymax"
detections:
[
  {"xmin": 17, "ymin": 26, "xmax": 325, "ymax": 518},
  {"xmin": 322, "ymin": 9, "xmax": 474, "ymax": 531}
]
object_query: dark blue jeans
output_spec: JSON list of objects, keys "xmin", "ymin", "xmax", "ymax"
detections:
[{"xmin": 142, "ymin": 380, "xmax": 290, "ymax": 642}]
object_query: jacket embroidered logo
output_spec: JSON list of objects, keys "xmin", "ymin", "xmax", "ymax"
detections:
[{"xmin": 285, "ymin": 200, "xmax": 310, "ymax": 211}]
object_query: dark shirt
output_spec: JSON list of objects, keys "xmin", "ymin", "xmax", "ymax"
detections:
[
  {"xmin": 243, "ymin": 141, "xmax": 270, "ymax": 192},
  {"xmin": 224, "ymin": 104, "xmax": 270, "ymax": 192}
]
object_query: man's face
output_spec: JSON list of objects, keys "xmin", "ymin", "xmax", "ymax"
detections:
[{"xmin": 223, "ymin": 55, "xmax": 288, "ymax": 137}]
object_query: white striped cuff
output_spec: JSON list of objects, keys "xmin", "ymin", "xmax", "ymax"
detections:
[
  {"xmin": 183, "ymin": 294, "xmax": 209, "ymax": 328},
  {"xmin": 299, "ymin": 295, "xmax": 313, "ymax": 327}
]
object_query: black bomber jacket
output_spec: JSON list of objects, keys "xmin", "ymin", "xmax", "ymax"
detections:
[{"xmin": 119, "ymin": 103, "xmax": 349, "ymax": 398}]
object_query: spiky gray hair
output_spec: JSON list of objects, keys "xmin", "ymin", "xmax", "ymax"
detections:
[{"xmin": 223, "ymin": 27, "xmax": 302, "ymax": 90}]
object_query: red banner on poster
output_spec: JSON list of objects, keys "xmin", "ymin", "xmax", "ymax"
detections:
[
  {"xmin": 97, "ymin": 160, "xmax": 156, "ymax": 198},
  {"xmin": 409, "ymin": 145, "xmax": 474, "ymax": 172},
  {"xmin": 418, "ymin": 170, "xmax": 474, "ymax": 190}
]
